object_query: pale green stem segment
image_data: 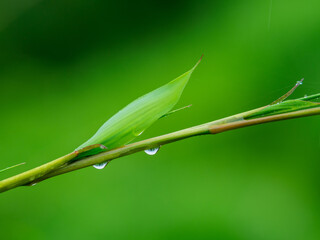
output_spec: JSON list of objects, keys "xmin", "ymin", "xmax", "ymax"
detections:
[
  {"xmin": 0, "ymin": 152, "xmax": 78, "ymax": 193},
  {"xmin": 0, "ymin": 144, "xmax": 105, "ymax": 192},
  {"xmin": 7, "ymin": 105, "xmax": 318, "ymax": 191}
]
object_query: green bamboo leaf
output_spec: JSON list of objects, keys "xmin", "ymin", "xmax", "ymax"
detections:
[
  {"xmin": 75, "ymin": 59, "xmax": 201, "ymax": 159},
  {"xmin": 245, "ymin": 99, "xmax": 320, "ymax": 119},
  {"xmin": 297, "ymin": 93, "xmax": 320, "ymax": 102}
]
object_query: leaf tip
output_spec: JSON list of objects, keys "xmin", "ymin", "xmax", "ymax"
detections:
[{"xmin": 192, "ymin": 54, "xmax": 204, "ymax": 71}]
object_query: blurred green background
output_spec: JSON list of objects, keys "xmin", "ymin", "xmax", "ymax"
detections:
[{"xmin": 0, "ymin": 0, "xmax": 319, "ymax": 239}]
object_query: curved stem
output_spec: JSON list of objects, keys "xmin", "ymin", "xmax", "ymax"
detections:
[
  {"xmin": 1, "ymin": 105, "xmax": 319, "ymax": 193},
  {"xmin": 23, "ymin": 107, "xmax": 320, "ymax": 187}
]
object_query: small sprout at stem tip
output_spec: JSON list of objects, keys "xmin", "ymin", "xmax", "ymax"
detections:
[{"xmin": 271, "ymin": 78, "xmax": 305, "ymax": 105}]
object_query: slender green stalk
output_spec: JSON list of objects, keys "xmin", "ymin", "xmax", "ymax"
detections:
[
  {"xmin": 271, "ymin": 78, "xmax": 304, "ymax": 104},
  {"xmin": 31, "ymin": 106, "xmax": 320, "ymax": 184},
  {"xmin": 0, "ymin": 152, "xmax": 78, "ymax": 193},
  {"xmin": 0, "ymin": 144, "xmax": 104, "ymax": 193},
  {"xmin": 0, "ymin": 162, "xmax": 25, "ymax": 173},
  {"xmin": 0, "ymin": 104, "xmax": 318, "ymax": 193}
]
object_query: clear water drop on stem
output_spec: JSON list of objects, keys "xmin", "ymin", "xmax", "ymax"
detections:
[
  {"xmin": 144, "ymin": 146, "xmax": 160, "ymax": 155},
  {"xmin": 93, "ymin": 161, "xmax": 110, "ymax": 170}
]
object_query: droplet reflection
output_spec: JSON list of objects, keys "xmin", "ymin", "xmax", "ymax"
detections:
[
  {"xmin": 93, "ymin": 161, "xmax": 110, "ymax": 170},
  {"xmin": 144, "ymin": 146, "xmax": 160, "ymax": 155}
]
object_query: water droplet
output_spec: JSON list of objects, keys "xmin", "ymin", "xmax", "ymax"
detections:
[
  {"xmin": 137, "ymin": 131, "xmax": 144, "ymax": 136},
  {"xmin": 133, "ymin": 129, "xmax": 144, "ymax": 137},
  {"xmin": 93, "ymin": 161, "xmax": 110, "ymax": 169},
  {"xmin": 304, "ymin": 94, "xmax": 308, "ymax": 98},
  {"xmin": 31, "ymin": 183, "xmax": 37, "ymax": 186},
  {"xmin": 144, "ymin": 146, "xmax": 160, "ymax": 155}
]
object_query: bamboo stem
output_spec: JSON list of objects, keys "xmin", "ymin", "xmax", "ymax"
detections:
[
  {"xmin": 0, "ymin": 152, "xmax": 78, "ymax": 193},
  {"xmin": 0, "ymin": 105, "xmax": 318, "ymax": 194}
]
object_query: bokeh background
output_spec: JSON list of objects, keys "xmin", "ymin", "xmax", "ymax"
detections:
[{"xmin": 0, "ymin": 0, "xmax": 319, "ymax": 239}]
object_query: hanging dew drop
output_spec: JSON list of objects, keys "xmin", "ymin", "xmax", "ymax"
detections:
[
  {"xmin": 93, "ymin": 161, "xmax": 110, "ymax": 170},
  {"xmin": 144, "ymin": 146, "xmax": 160, "ymax": 155}
]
